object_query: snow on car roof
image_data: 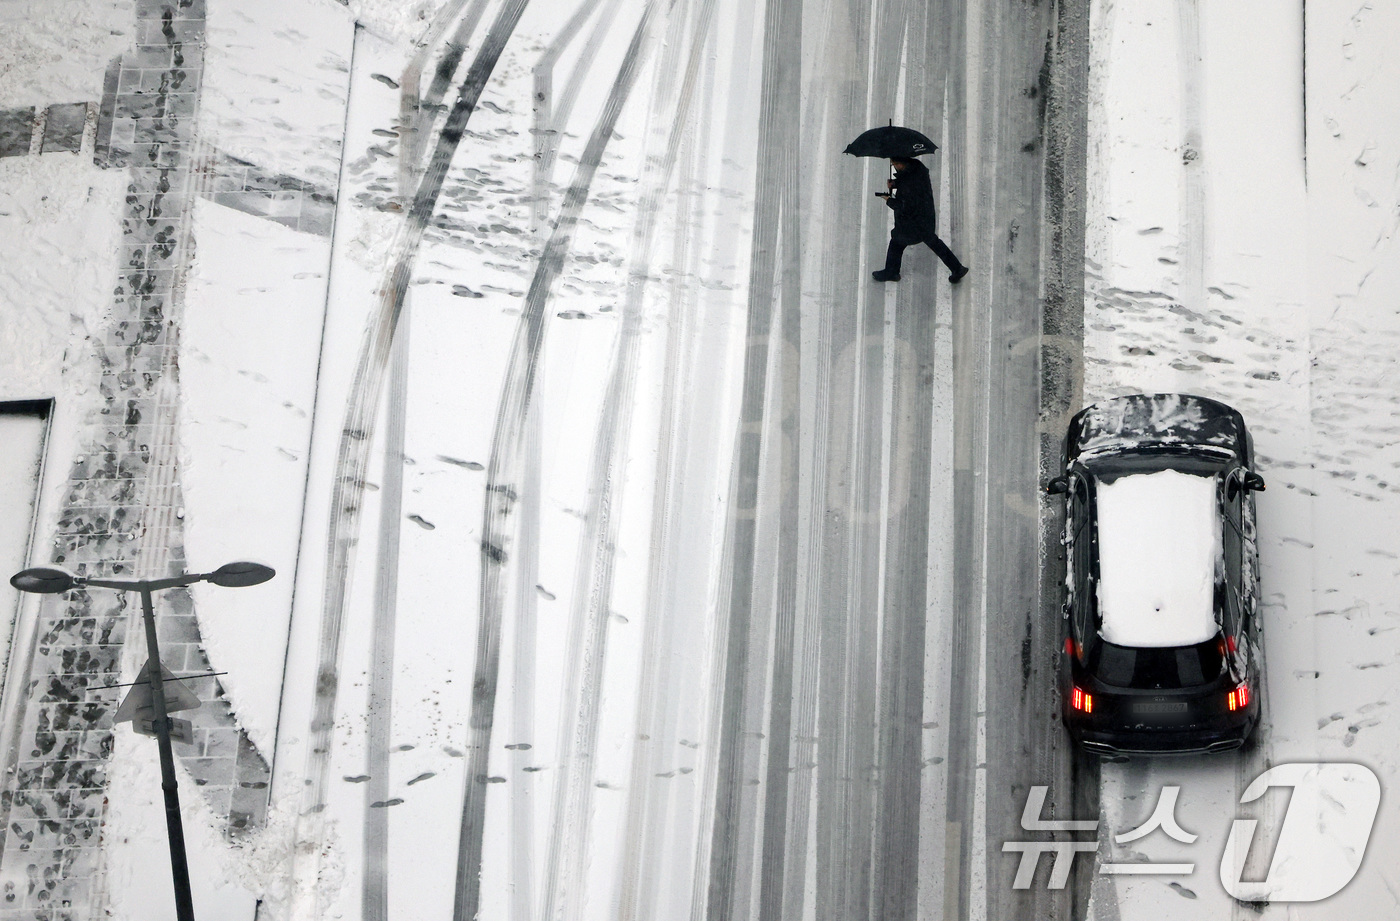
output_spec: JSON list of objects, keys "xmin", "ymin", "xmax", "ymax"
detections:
[
  {"xmin": 1095, "ymin": 468, "xmax": 1221, "ymax": 648},
  {"xmin": 1074, "ymin": 393, "xmax": 1242, "ymax": 459}
]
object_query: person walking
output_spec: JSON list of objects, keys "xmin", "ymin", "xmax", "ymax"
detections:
[{"xmin": 872, "ymin": 157, "xmax": 968, "ymax": 284}]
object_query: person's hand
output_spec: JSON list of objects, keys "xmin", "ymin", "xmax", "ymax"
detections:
[{"xmin": 886, "ymin": 179, "xmax": 895, "ymax": 190}]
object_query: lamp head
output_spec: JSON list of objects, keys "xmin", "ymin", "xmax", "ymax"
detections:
[
  {"xmin": 10, "ymin": 567, "xmax": 79, "ymax": 594},
  {"xmin": 205, "ymin": 561, "xmax": 275, "ymax": 588}
]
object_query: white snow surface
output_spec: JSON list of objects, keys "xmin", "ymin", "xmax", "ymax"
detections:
[
  {"xmin": 1094, "ymin": 469, "xmax": 1221, "ymax": 649},
  {"xmin": 179, "ymin": 199, "xmax": 333, "ymax": 757},
  {"xmin": 0, "ymin": 156, "xmax": 125, "ymax": 398},
  {"xmin": 0, "ymin": 0, "xmax": 132, "ymax": 108}
]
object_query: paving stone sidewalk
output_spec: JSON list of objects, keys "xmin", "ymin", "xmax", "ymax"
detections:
[{"xmin": 0, "ymin": 1, "xmax": 280, "ymax": 916}]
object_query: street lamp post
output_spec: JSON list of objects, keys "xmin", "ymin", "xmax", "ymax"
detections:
[{"xmin": 10, "ymin": 561, "xmax": 274, "ymax": 921}]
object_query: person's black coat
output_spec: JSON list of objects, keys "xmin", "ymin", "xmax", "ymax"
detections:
[{"xmin": 885, "ymin": 159, "xmax": 937, "ymax": 243}]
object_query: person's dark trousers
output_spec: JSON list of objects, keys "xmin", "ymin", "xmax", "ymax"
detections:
[{"xmin": 883, "ymin": 233, "xmax": 966, "ymax": 275}]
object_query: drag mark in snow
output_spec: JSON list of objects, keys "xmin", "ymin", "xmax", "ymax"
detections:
[
  {"xmin": 296, "ymin": 2, "xmax": 529, "ymax": 915},
  {"xmin": 458, "ymin": 9, "xmax": 657, "ymax": 921}
]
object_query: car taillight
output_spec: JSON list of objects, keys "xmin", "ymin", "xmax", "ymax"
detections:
[
  {"xmin": 1071, "ymin": 686, "xmax": 1093, "ymax": 713},
  {"xmin": 1227, "ymin": 683, "xmax": 1250, "ymax": 711}
]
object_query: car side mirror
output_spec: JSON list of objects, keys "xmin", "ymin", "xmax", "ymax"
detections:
[
  {"xmin": 1244, "ymin": 472, "xmax": 1266, "ymax": 492},
  {"xmin": 1046, "ymin": 476, "xmax": 1070, "ymax": 495}
]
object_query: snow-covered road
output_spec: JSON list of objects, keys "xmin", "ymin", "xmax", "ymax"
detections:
[{"xmin": 0, "ymin": 1, "xmax": 1396, "ymax": 920}]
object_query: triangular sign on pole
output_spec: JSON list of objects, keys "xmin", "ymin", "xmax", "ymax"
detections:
[{"xmin": 114, "ymin": 662, "xmax": 202, "ymax": 724}]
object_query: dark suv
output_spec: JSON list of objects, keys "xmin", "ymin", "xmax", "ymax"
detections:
[{"xmin": 1048, "ymin": 394, "xmax": 1265, "ymax": 754}]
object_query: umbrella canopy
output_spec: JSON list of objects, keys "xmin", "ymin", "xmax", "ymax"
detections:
[{"xmin": 843, "ymin": 124, "xmax": 938, "ymax": 159}]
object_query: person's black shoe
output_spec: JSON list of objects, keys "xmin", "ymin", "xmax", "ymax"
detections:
[
  {"xmin": 949, "ymin": 265, "xmax": 969, "ymax": 284},
  {"xmin": 872, "ymin": 269, "xmax": 900, "ymax": 282}
]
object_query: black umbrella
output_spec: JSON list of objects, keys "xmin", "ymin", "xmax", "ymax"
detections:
[{"xmin": 843, "ymin": 124, "xmax": 938, "ymax": 159}]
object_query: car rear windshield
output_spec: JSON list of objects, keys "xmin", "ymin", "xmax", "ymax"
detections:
[{"xmin": 1088, "ymin": 636, "xmax": 1225, "ymax": 689}]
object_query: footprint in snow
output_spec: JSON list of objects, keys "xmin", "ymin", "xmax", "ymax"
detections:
[
  {"xmin": 1169, "ymin": 883, "xmax": 1197, "ymax": 899},
  {"xmin": 369, "ymin": 798, "xmax": 404, "ymax": 808},
  {"xmin": 406, "ymin": 772, "xmax": 435, "ymax": 786},
  {"xmin": 343, "ymin": 775, "xmax": 371, "ymax": 783},
  {"xmin": 370, "ymin": 73, "xmax": 400, "ymax": 89},
  {"xmin": 437, "ymin": 455, "xmax": 484, "ymax": 470},
  {"xmin": 407, "ymin": 514, "xmax": 435, "ymax": 530}
]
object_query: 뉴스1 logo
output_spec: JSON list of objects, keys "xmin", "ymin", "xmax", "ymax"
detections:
[
  {"xmin": 1003, "ymin": 762, "xmax": 1381, "ymax": 901},
  {"xmin": 1221, "ymin": 763, "xmax": 1380, "ymax": 901}
]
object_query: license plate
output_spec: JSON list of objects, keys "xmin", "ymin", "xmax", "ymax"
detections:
[{"xmin": 1135, "ymin": 700, "xmax": 1188, "ymax": 714}]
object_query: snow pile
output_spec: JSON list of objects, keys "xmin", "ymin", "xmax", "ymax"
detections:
[
  {"xmin": 344, "ymin": 0, "xmax": 447, "ymax": 46},
  {"xmin": 1095, "ymin": 468, "xmax": 1220, "ymax": 648},
  {"xmin": 0, "ymin": 0, "xmax": 132, "ymax": 108},
  {"xmin": 0, "ymin": 155, "xmax": 124, "ymax": 398}
]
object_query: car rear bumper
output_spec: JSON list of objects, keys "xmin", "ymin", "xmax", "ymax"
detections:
[{"xmin": 1068, "ymin": 714, "xmax": 1257, "ymax": 755}]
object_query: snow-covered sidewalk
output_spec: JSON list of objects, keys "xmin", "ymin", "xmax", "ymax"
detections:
[{"xmin": 1084, "ymin": 0, "xmax": 1400, "ymax": 915}]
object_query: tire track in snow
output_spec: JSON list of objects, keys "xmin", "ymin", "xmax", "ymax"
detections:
[
  {"xmin": 810, "ymin": 1, "xmax": 873, "ymax": 918},
  {"xmin": 771, "ymin": 1, "xmax": 851, "ymax": 909},
  {"xmin": 834, "ymin": 2, "xmax": 911, "ymax": 917},
  {"xmin": 1041, "ymin": 0, "xmax": 1093, "ymax": 912},
  {"xmin": 398, "ymin": 0, "xmax": 473, "ymax": 194},
  {"xmin": 402, "ymin": 0, "xmax": 497, "ymax": 195},
  {"xmin": 538, "ymin": 4, "xmax": 710, "ymax": 914},
  {"xmin": 294, "ymin": 3, "xmax": 529, "ymax": 913},
  {"xmin": 361, "ymin": 303, "xmax": 410, "ymax": 921},
  {"xmin": 872, "ymin": 2, "xmax": 947, "ymax": 916},
  {"xmin": 530, "ymin": 0, "xmax": 624, "ymax": 233},
  {"xmin": 1176, "ymin": 0, "xmax": 1205, "ymax": 322},
  {"xmin": 551, "ymin": 0, "xmax": 716, "ymax": 917},
  {"xmin": 703, "ymin": 0, "xmax": 803, "ymax": 915},
  {"xmin": 783, "ymin": 4, "xmax": 864, "ymax": 918},
  {"xmin": 613, "ymin": 58, "xmax": 717, "ymax": 918},
  {"xmin": 648, "ymin": 11, "xmax": 766, "ymax": 917},
  {"xmin": 753, "ymin": 0, "xmax": 803, "ymax": 915},
  {"xmin": 952, "ymin": 1, "xmax": 1090, "ymax": 918},
  {"xmin": 944, "ymin": 0, "xmax": 987, "ymax": 913},
  {"xmin": 802, "ymin": 1, "xmax": 912, "ymax": 917},
  {"xmin": 508, "ymin": 395, "xmax": 542, "ymax": 921},
  {"xmin": 456, "ymin": 10, "xmax": 657, "ymax": 920}
]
